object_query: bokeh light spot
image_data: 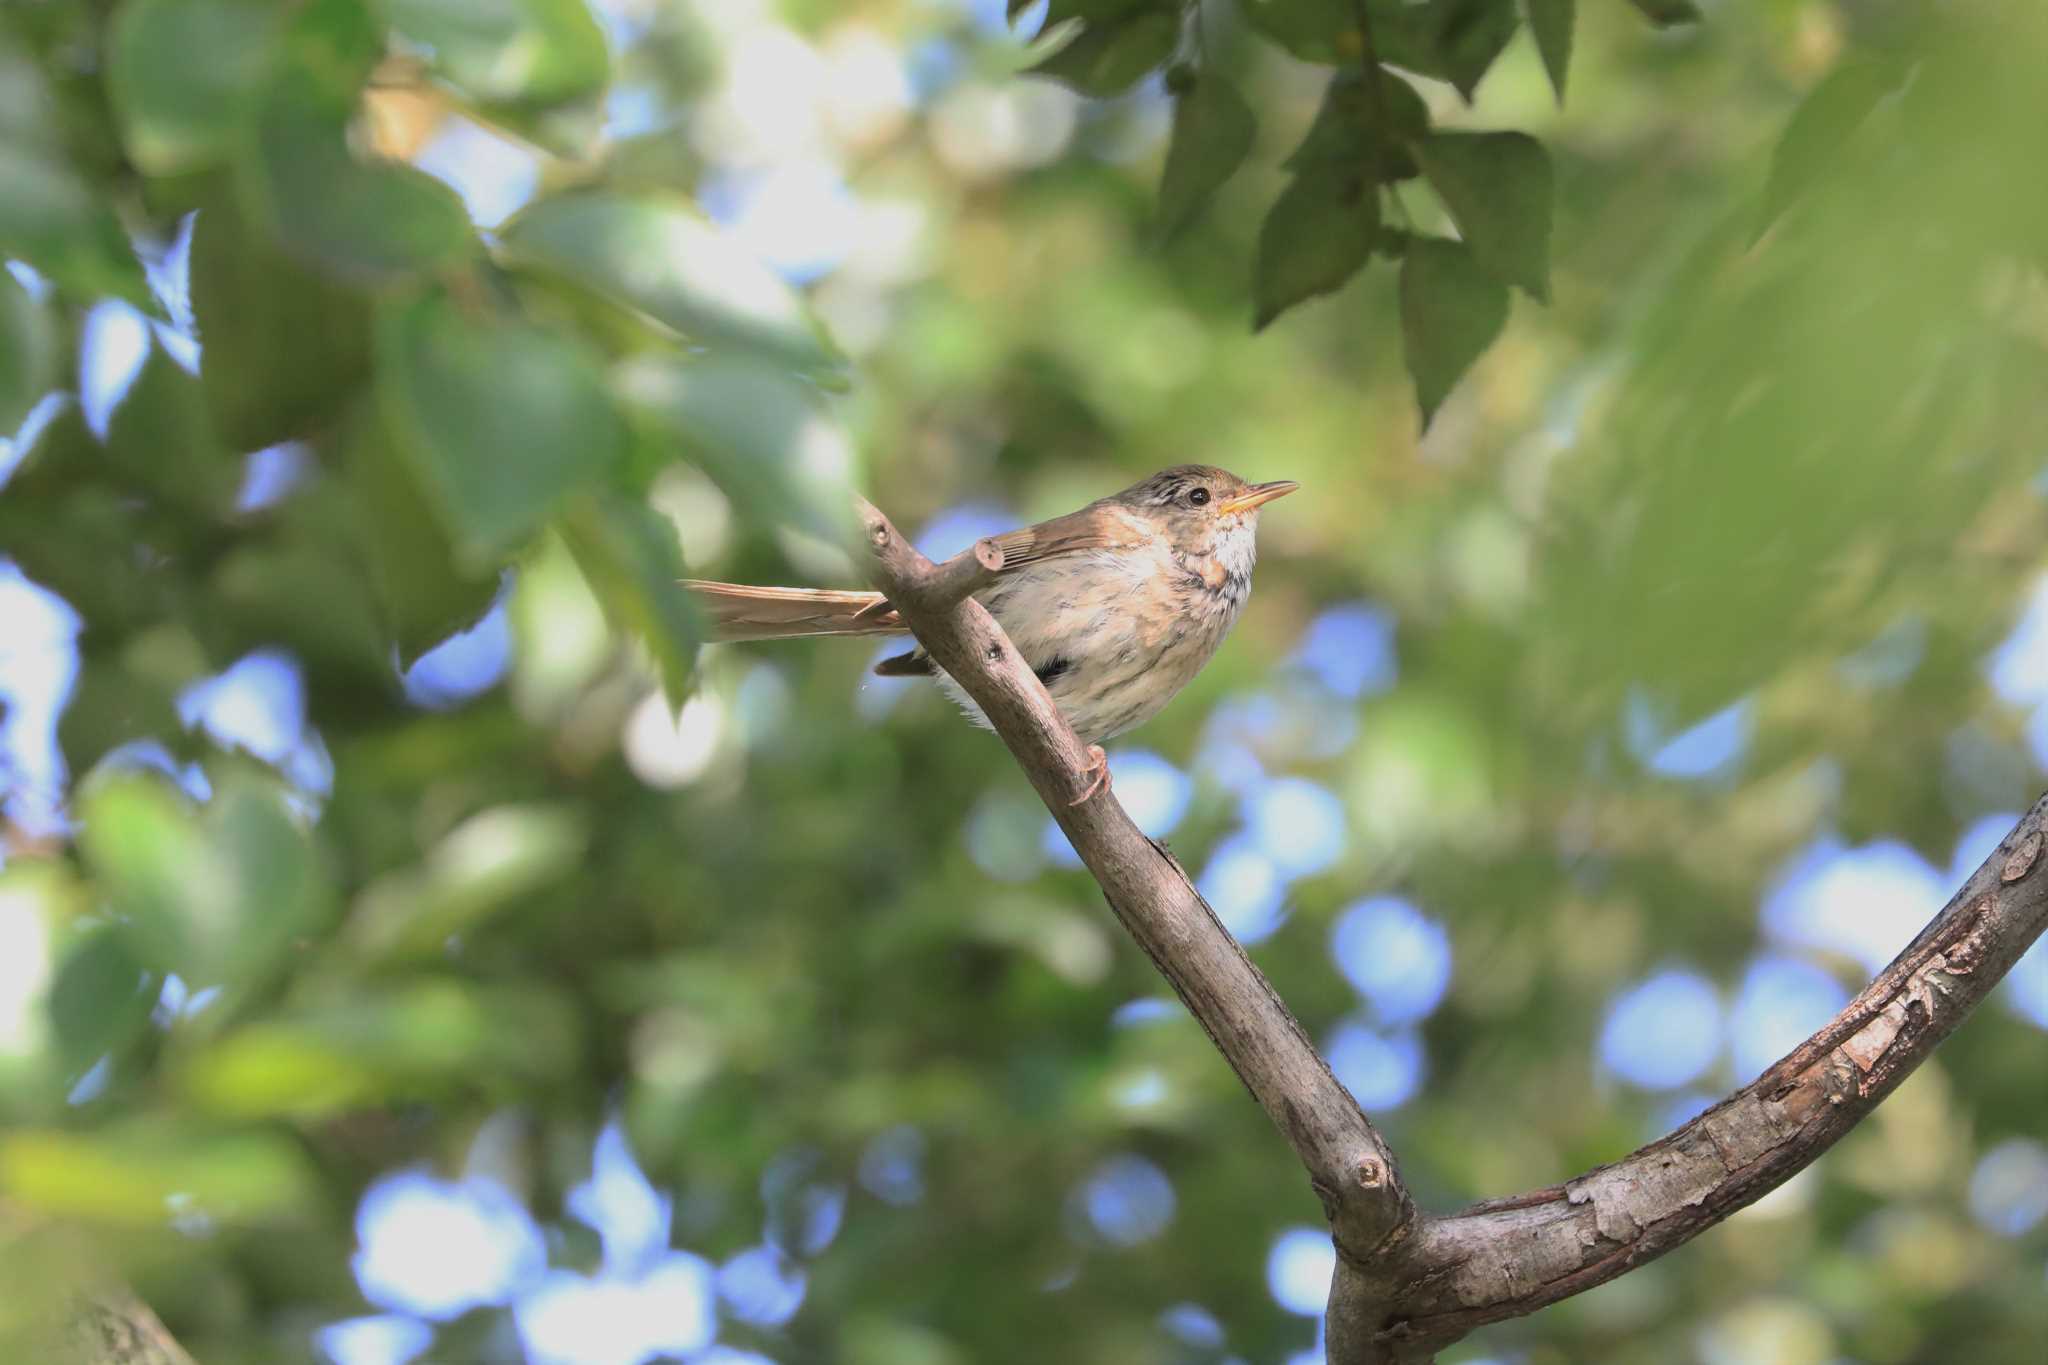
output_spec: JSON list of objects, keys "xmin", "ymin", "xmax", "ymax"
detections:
[
  {"xmin": 1598, "ymin": 969, "xmax": 1722, "ymax": 1090},
  {"xmin": 1265, "ymin": 1227, "xmax": 1334, "ymax": 1316},
  {"xmin": 1329, "ymin": 897, "xmax": 1451, "ymax": 1025}
]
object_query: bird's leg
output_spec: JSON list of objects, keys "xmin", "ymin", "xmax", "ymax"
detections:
[{"xmin": 1069, "ymin": 745, "xmax": 1112, "ymax": 806}]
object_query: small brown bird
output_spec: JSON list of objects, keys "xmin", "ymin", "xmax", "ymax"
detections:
[{"xmin": 687, "ymin": 465, "xmax": 1298, "ymax": 800}]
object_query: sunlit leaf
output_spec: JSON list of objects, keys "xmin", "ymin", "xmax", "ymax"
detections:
[
  {"xmin": 1253, "ymin": 172, "xmax": 1381, "ymax": 330},
  {"xmin": 1026, "ymin": 11, "xmax": 1178, "ymax": 97},
  {"xmin": 560, "ymin": 494, "xmax": 703, "ymax": 708},
  {"xmin": 377, "ymin": 288, "xmax": 628, "ymax": 568},
  {"xmin": 190, "ymin": 196, "xmax": 372, "ymax": 450},
  {"xmin": 1527, "ymin": 0, "xmax": 1573, "ymax": 103},
  {"xmin": 74, "ymin": 774, "xmax": 331, "ymax": 990},
  {"xmin": 383, "ymin": 0, "xmax": 610, "ymax": 108},
  {"xmin": 183, "ymin": 980, "xmax": 582, "ymax": 1117},
  {"xmin": 0, "ymin": 1120, "xmax": 317, "ymax": 1225},
  {"xmin": 499, "ymin": 190, "xmax": 841, "ymax": 373},
  {"xmin": 0, "ymin": 267, "xmax": 57, "ymax": 432},
  {"xmin": 614, "ymin": 352, "xmax": 855, "ymax": 549},
  {"xmin": 1414, "ymin": 130, "xmax": 1554, "ymax": 300},
  {"xmin": 1758, "ymin": 58, "xmax": 1904, "ymax": 239},
  {"xmin": 345, "ymin": 803, "xmax": 587, "ymax": 960},
  {"xmin": 1400, "ymin": 235, "xmax": 1509, "ymax": 426},
  {"xmin": 108, "ymin": 0, "xmax": 278, "ymax": 175}
]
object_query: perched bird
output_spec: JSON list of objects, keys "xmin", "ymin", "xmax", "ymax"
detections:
[{"xmin": 687, "ymin": 465, "xmax": 1297, "ymax": 800}]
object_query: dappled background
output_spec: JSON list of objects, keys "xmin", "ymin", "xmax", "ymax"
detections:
[{"xmin": 4, "ymin": 0, "xmax": 2048, "ymax": 1363}]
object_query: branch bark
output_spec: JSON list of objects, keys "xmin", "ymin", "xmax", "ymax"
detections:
[
  {"xmin": 855, "ymin": 491, "xmax": 2048, "ymax": 1364},
  {"xmin": 1345, "ymin": 796, "xmax": 2048, "ymax": 1362},
  {"xmin": 67, "ymin": 1290, "xmax": 197, "ymax": 1365}
]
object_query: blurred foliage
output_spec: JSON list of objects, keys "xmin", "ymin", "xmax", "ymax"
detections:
[{"xmin": 2, "ymin": 0, "xmax": 2048, "ymax": 1364}]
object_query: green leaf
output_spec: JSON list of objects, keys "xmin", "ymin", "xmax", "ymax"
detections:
[
  {"xmin": 1283, "ymin": 67, "xmax": 1429, "ymax": 179},
  {"xmin": 1252, "ymin": 172, "xmax": 1381, "ymax": 330},
  {"xmin": 1414, "ymin": 130, "xmax": 1554, "ymax": 300},
  {"xmin": 211, "ymin": 533, "xmax": 397, "ymax": 685},
  {"xmin": 339, "ymin": 405, "xmax": 502, "ymax": 667},
  {"xmin": 0, "ymin": 144, "xmax": 153, "ymax": 306},
  {"xmin": 1042, "ymin": 0, "xmax": 1160, "ymax": 21},
  {"xmin": 238, "ymin": 79, "xmax": 474, "ymax": 284},
  {"xmin": 1026, "ymin": 12, "xmax": 1178, "ymax": 97},
  {"xmin": 56, "ymin": 658, "xmax": 185, "ymax": 777},
  {"xmin": 382, "ymin": 0, "xmax": 610, "ymax": 108},
  {"xmin": 181, "ymin": 980, "xmax": 580, "ymax": 1117},
  {"xmin": 1527, "ymin": 0, "xmax": 1573, "ymax": 103},
  {"xmin": 108, "ymin": 0, "xmax": 279, "ymax": 175},
  {"xmin": 1623, "ymin": 0, "xmax": 1700, "ymax": 24},
  {"xmin": 560, "ymin": 494, "xmax": 703, "ymax": 708},
  {"xmin": 190, "ymin": 196, "xmax": 373, "ymax": 450},
  {"xmin": 1156, "ymin": 71, "xmax": 1257, "ymax": 240},
  {"xmin": 499, "ymin": 190, "xmax": 842, "ymax": 374},
  {"xmin": 74, "ymin": 773, "xmax": 333, "ymax": 990},
  {"xmin": 0, "ymin": 267, "xmax": 57, "ymax": 433},
  {"xmin": 275, "ymin": 0, "xmax": 385, "ymax": 99},
  {"xmin": 104, "ymin": 341, "xmax": 243, "ymax": 518},
  {"xmin": 0, "ymin": 1119, "xmax": 317, "ymax": 1225},
  {"xmin": 1400, "ymin": 235, "xmax": 1509, "ymax": 426},
  {"xmin": 1757, "ymin": 58, "xmax": 1903, "ymax": 239},
  {"xmin": 377, "ymin": 288, "xmax": 628, "ymax": 568},
  {"xmin": 1234, "ymin": 0, "xmax": 1348, "ymax": 63},
  {"xmin": 344, "ymin": 803, "xmax": 587, "ymax": 961},
  {"xmin": 614, "ymin": 353, "xmax": 856, "ymax": 550},
  {"xmin": 1377, "ymin": 0, "xmax": 1520, "ymax": 102},
  {"xmin": 48, "ymin": 928, "xmax": 158, "ymax": 1077}
]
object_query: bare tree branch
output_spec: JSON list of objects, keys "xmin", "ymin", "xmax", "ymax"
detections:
[
  {"xmin": 856, "ymin": 492, "xmax": 2048, "ymax": 1365},
  {"xmin": 1333, "ymin": 793, "xmax": 2048, "ymax": 1362},
  {"xmin": 856, "ymin": 497, "xmax": 1412, "ymax": 1255},
  {"xmin": 67, "ymin": 1289, "xmax": 197, "ymax": 1365}
]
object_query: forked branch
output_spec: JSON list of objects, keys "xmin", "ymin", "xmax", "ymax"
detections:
[
  {"xmin": 856, "ymin": 497, "xmax": 1413, "ymax": 1257},
  {"xmin": 857, "ymin": 491, "xmax": 2048, "ymax": 1365}
]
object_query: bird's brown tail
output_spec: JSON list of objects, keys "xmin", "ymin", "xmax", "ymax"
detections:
[{"xmin": 684, "ymin": 580, "xmax": 907, "ymax": 641}]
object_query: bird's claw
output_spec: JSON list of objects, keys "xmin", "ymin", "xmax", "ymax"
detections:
[{"xmin": 1069, "ymin": 745, "xmax": 1112, "ymax": 806}]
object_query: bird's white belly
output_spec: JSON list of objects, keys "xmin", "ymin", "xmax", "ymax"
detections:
[{"xmin": 931, "ymin": 548, "xmax": 1244, "ymax": 746}]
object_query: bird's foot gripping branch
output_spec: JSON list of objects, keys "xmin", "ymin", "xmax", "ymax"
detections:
[{"xmin": 856, "ymin": 495, "xmax": 2048, "ymax": 1365}]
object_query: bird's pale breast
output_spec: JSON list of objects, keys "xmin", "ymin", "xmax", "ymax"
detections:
[{"xmin": 932, "ymin": 523, "xmax": 1257, "ymax": 745}]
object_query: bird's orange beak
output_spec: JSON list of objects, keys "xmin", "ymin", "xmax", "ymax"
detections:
[{"xmin": 1220, "ymin": 480, "xmax": 1299, "ymax": 515}]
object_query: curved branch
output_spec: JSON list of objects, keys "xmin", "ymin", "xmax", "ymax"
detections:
[
  {"xmin": 854, "ymin": 492, "xmax": 2048, "ymax": 1362},
  {"xmin": 1333, "ymin": 794, "xmax": 2048, "ymax": 1363},
  {"xmin": 855, "ymin": 496, "xmax": 1413, "ymax": 1254}
]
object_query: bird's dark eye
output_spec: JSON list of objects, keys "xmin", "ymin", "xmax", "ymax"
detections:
[{"xmin": 1188, "ymin": 487, "xmax": 1210, "ymax": 506}]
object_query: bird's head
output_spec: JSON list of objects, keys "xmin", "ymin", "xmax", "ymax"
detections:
[{"xmin": 1112, "ymin": 465, "xmax": 1299, "ymax": 560}]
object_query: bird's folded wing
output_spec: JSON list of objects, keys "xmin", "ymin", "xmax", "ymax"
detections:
[
  {"xmin": 685, "ymin": 581, "xmax": 906, "ymax": 640},
  {"xmin": 986, "ymin": 507, "xmax": 1130, "ymax": 569}
]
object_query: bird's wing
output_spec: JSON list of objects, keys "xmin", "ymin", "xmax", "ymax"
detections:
[{"xmin": 985, "ymin": 505, "xmax": 1132, "ymax": 570}]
